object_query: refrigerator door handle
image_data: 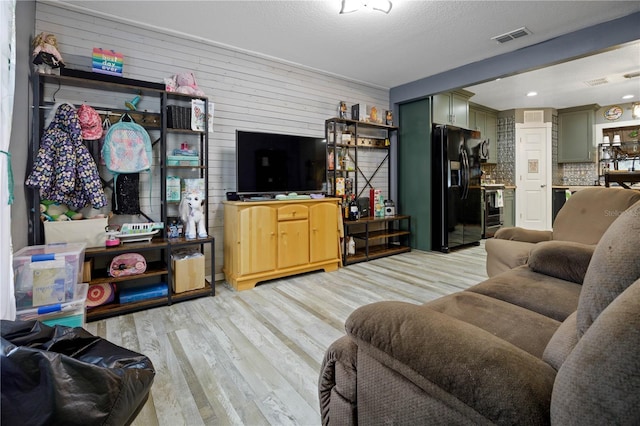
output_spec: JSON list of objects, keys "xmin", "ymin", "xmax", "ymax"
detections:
[
  {"xmin": 461, "ymin": 149, "xmax": 469, "ymax": 199},
  {"xmin": 459, "ymin": 150, "xmax": 465, "ymax": 199}
]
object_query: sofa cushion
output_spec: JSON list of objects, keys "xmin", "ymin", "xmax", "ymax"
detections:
[
  {"xmin": 577, "ymin": 199, "xmax": 640, "ymax": 337},
  {"xmin": 425, "ymin": 292, "xmax": 560, "ymax": 358},
  {"xmin": 542, "ymin": 311, "xmax": 578, "ymax": 371},
  {"xmin": 528, "ymin": 240, "xmax": 595, "ymax": 284},
  {"xmin": 467, "ymin": 266, "xmax": 581, "ymax": 322},
  {"xmin": 551, "ymin": 279, "xmax": 640, "ymax": 424},
  {"xmin": 553, "ymin": 187, "xmax": 640, "ymax": 245}
]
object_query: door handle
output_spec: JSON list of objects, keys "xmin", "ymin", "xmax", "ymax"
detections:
[{"xmin": 540, "ymin": 184, "xmax": 547, "ymax": 188}]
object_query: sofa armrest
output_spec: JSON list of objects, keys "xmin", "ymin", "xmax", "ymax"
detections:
[
  {"xmin": 484, "ymin": 239, "xmax": 534, "ymax": 277},
  {"xmin": 528, "ymin": 240, "xmax": 596, "ymax": 284},
  {"xmin": 346, "ymin": 301, "xmax": 557, "ymax": 424},
  {"xmin": 494, "ymin": 226, "xmax": 553, "ymax": 243},
  {"xmin": 319, "ymin": 335, "xmax": 358, "ymax": 426}
]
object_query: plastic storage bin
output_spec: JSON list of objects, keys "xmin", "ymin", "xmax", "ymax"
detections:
[
  {"xmin": 167, "ymin": 155, "xmax": 198, "ymax": 166},
  {"xmin": 15, "ymin": 283, "xmax": 88, "ymax": 328},
  {"xmin": 13, "ymin": 242, "xmax": 86, "ymax": 308}
]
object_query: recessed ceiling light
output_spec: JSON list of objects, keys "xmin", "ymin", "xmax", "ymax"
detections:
[
  {"xmin": 526, "ymin": 91, "xmax": 538, "ymax": 97},
  {"xmin": 622, "ymin": 94, "xmax": 634, "ymax": 100}
]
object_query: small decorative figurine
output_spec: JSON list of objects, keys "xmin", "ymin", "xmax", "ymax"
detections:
[
  {"xmin": 32, "ymin": 32, "xmax": 65, "ymax": 74},
  {"xmin": 385, "ymin": 110, "xmax": 393, "ymax": 126},
  {"xmin": 339, "ymin": 101, "xmax": 348, "ymax": 119},
  {"xmin": 370, "ymin": 106, "xmax": 378, "ymax": 123}
]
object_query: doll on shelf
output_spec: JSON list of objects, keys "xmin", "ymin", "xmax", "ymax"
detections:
[{"xmin": 32, "ymin": 32, "xmax": 65, "ymax": 74}]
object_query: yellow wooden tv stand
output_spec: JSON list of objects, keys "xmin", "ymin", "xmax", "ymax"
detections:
[{"xmin": 223, "ymin": 198, "xmax": 341, "ymax": 291}]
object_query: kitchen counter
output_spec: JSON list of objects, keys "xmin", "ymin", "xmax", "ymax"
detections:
[{"xmin": 552, "ymin": 185, "xmax": 594, "ymax": 192}]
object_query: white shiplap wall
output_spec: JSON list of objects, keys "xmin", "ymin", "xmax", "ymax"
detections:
[{"xmin": 35, "ymin": 1, "xmax": 390, "ymax": 280}]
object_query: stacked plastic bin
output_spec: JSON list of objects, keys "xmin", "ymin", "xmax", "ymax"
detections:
[{"xmin": 13, "ymin": 242, "xmax": 88, "ymax": 327}]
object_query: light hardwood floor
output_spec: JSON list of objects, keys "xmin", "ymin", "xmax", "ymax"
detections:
[{"xmin": 84, "ymin": 244, "xmax": 488, "ymax": 426}]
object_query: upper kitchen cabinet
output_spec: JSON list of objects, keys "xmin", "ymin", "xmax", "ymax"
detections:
[
  {"xmin": 432, "ymin": 90, "xmax": 473, "ymax": 129},
  {"xmin": 469, "ymin": 104, "xmax": 498, "ymax": 163},
  {"xmin": 558, "ymin": 105, "xmax": 599, "ymax": 163}
]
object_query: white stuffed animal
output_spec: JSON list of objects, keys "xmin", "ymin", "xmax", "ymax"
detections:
[{"xmin": 179, "ymin": 193, "xmax": 207, "ymax": 239}]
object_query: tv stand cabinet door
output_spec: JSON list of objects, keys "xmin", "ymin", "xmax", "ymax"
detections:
[
  {"xmin": 278, "ymin": 219, "xmax": 310, "ymax": 269},
  {"xmin": 310, "ymin": 203, "xmax": 340, "ymax": 263},
  {"xmin": 238, "ymin": 206, "xmax": 277, "ymax": 274}
]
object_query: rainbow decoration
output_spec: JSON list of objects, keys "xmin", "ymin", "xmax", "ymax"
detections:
[{"xmin": 92, "ymin": 48, "xmax": 123, "ymax": 76}]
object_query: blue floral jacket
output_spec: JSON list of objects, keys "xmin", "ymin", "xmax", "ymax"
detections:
[{"xmin": 26, "ymin": 103, "xmax": 107, "ymax": 210}]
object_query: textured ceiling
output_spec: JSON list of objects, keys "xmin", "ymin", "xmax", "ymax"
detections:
[{"xmin": 62, "ymin": 1, "xmax": 640, "ymax": 109}]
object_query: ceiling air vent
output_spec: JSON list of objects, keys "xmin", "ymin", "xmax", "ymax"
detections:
[
  {"xmin": 491, "ymin": 27, "xmax": 532, "ymax": 44},
  {"xmin": 524, "ymin": 110, "xmax": 544, "ymax": 124},
  {"xmin": 584, "ymin": 77, "xmax": 609, "ymax": 87}
]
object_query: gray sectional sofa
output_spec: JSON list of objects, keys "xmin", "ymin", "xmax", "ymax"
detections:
[{"xmin": 319, "ymin": 192, "xmax": 640, "ymax": 425}]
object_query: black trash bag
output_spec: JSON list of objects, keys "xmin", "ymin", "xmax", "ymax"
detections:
[{"xmin": 1, "ymin": 320, "xmax": 155, "ymax": 426}]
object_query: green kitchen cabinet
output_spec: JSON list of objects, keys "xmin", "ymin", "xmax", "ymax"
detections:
[
  {"xmin": 503, "ymin": 188, "xmax": 515, "ymax": 228},
  {"xmin": 469, "ymin": 104, "xmax": 498, "ymax": 163},
  {"xmin": 558, "ymin": 105, "xmax": 598, "ymax": 163},
  {"xmin": 399, "ymin": 98, "xmax": 432, "ymax": 251},
  {"xmin": 432, "ymin": 90, "xmax": 472, "ymax": 129}
]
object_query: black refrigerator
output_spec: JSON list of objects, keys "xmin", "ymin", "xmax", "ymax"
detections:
[{"xmin": 432, "ymin": 125, "xmax": 483, "ymax": 252}]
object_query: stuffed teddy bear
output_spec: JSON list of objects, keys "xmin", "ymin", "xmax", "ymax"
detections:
[
  {"xmin": 40, "ymin": 200, "xmax": 83, "ymax": 221},
  {"xmin": 32, "ymin": 32, "xmax": 65, "ymax": 75},
  {"xmin": 174, "ymin": 72, "xmax": 205, "ymax": 97}
]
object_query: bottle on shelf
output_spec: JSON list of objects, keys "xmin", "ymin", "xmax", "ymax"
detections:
[
  {"xmin": 348, "ymin": 195, "xmax": 359, "ymax": 221},
  {"xmin": 342, "ymin": 195, "xmax": 349, "ymax": 219}
]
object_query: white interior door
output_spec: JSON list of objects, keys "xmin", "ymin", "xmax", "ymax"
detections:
[{"xmin": 515, "ymin": 123, "xmax": 552, "ymax": 230}]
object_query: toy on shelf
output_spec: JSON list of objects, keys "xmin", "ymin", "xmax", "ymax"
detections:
[
  {"xmin": 165, "ymin": 72, "xmax": 205, "ymax": 97},
  {"xmin": 179, "ymin": 193, "xmax": 207, "ymax": 239},
  {"xmin": 32, "ymin": 32, "xmax": 65, "ymax": 75},
  {"xmin": 111, "ymin": 222, "xmax": 164, "ymax": 243}
]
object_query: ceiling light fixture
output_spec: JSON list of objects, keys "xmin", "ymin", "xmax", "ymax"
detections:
[
  {"xmin": 526, "ymin": 91, "xmax": 538, "ymax": 97},
  {"xmin": 622, "ymin": 94, "xmax": 634, "ymax": 100},
  {"xmin": 339, "ymin": 0, "xmax": 393, "ymax": 14}
]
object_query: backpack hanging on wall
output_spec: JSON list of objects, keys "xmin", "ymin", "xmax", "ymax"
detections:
[{"xmin": 101, "ymin": 114, "xmax": 153, "ymax": 211}]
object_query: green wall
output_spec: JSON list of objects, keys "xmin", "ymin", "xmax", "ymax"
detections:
[{"xmin": 398, "ymin": 99, "xmax": 432, "ymax": 251}]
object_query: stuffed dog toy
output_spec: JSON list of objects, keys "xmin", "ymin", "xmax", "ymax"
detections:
[{"xmin": 179, "ymin": 193, "xmax": 207, "ymax": 239}]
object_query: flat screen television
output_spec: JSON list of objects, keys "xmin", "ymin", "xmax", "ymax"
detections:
[{"xmin": 236, "ymin": 130, "xmax": 326, "ymax": 195}]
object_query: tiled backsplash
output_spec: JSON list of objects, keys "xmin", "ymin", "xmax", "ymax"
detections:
[
  {"xmin": 495, "ymin": 115, "xmax": 516, "ymax": 185},
  {"xmin": 558, "ymin": 163, "xmax": 599, "ymax": 186}
]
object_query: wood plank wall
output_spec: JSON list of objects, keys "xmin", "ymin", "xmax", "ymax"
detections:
[{"xmin": 35, "ymin": 2, "xmax": 390, "ymax": 280}]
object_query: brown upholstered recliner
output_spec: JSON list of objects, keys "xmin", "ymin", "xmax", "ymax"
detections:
[
  {"xmin": 485, "ymin": 187, "xmax": 640, "ymax": 277},
  {"xmin": 319, "ymin": 199, "xmax": 640, "ymax": 425}
]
